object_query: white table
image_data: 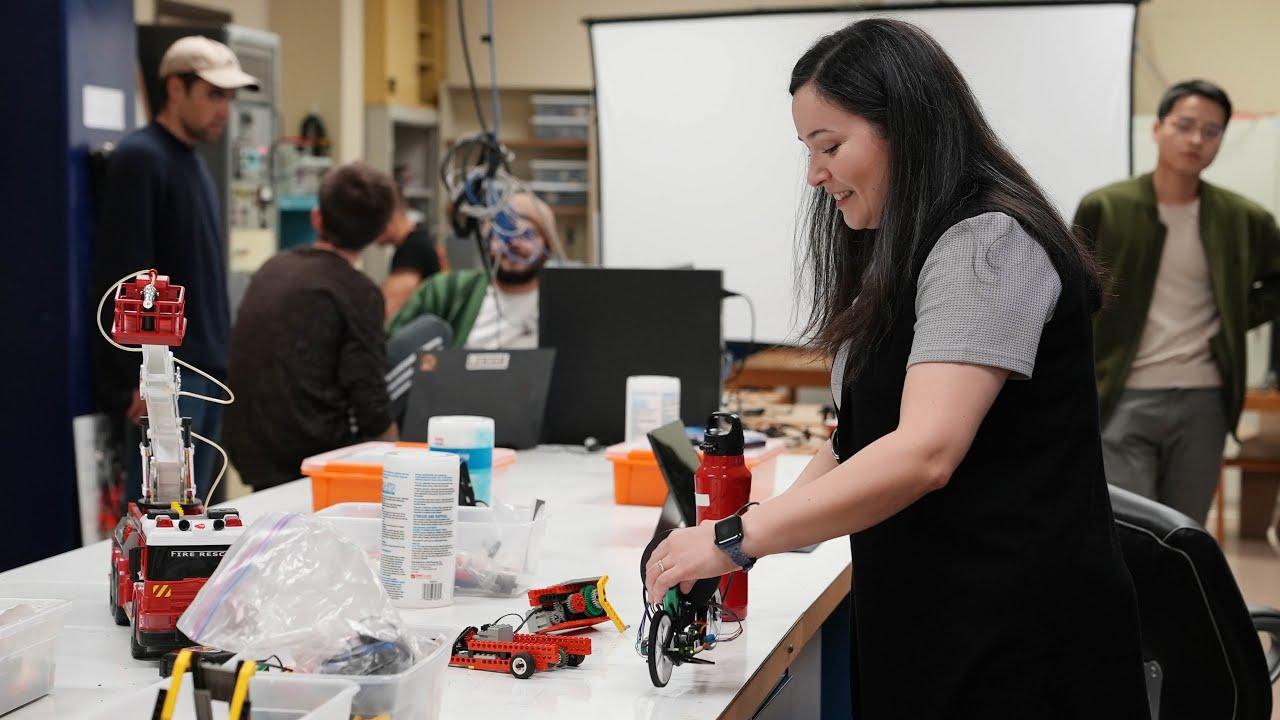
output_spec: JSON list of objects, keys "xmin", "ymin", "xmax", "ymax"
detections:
[{"xmin": 0, "ymin": 448, "xmax": 851, "ymax": 719}]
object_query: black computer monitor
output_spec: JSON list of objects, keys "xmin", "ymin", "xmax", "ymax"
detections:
[{"xmin": 538, "ymin": 267, "xmax": 722, "ymax": 445}]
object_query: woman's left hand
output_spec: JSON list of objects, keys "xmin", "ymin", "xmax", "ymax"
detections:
[{"xmin": 644, "ymin": 520, "xmax": 739, "ymax": 604}]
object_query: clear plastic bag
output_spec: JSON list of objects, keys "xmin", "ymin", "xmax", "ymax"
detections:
[{"xmin": 177, "ymin": 511, "xmax": 420, "ymax": 674}]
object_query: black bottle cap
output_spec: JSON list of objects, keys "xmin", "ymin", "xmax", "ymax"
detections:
[{"xmin": 701, "ymin": 412, "xmax": 745, "ymax": 456}]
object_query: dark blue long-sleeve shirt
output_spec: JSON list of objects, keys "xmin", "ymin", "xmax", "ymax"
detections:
[{"xmin": 95, "ymin": 122, "xmax": 229, "ymax": 412}]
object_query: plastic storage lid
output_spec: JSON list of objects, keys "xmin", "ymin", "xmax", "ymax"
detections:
[
  {"xmin": 604, "ymin": 436, "xmax": 785, "ymax": 465},
  {"xmin": 530, "ymin": 180, "xmax": 589, "ymax": 192},
  {"xmin": 530, "ymin": 115, "xmax": 590, "ymax": 126},
  {"xmin": 529, "ymin": 159, "xmax": 589, "ymax": 169},
  {"xmin": 0, "ymin": 598, "xmax": 71, "ymax": 642},
  {"xmin": 701, "ymin": 412, "xmax": 745, "ymax": 456},
  {"xmin": 302, "ymin": 441, "xmax": 515, "ymax": 477},
  {"xmin": 531, "ymin": 94, "xmax": 592, "ymax": 105}
]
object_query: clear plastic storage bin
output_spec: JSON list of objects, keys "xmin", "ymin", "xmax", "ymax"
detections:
[
  {"xmin": 530, "ymin": 116, "xmax": 589, "ymax": 141},
  {"xmin": 530, "ymin": 159, "xmax": 588, "ymax": 184},
  {"xmin": 316, "ymin": 502, "xmax": 547, "ymax": 597},
  {"xmin": 93, "ymin": 672, "xmax": 358, "ymax": 720},
  {"xmin": 0, "ymin": 598, "xmax": 71, "ymax": 715},
  {"xmin": 531, "ymin": 180, "xmax": 588, "ymax": 207},
  {"xmin": 302, "ymin": 441, "xmax": 516, "ymax": 511},
  {"xmin": 531, "ymin": 94, "xmax": 591, "ymax": 119},
  {"xmin": 605, "ymin": 438, "xmax": 787, "ymax": 506},
  {"xmin": 268, "ymin": 626, "xmax": 450, "ymax": 720}
]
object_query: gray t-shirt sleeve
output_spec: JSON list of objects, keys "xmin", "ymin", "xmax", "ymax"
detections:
[{"xmin": 908, "ymin": 212, "xmax": 1062, "ymax": 379}]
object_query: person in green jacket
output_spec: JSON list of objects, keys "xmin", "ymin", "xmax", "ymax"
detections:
[
  {"xmin": 1074, "ymin": 79, "xmax": 1280, "ymax": 523},
  {"xmin": 387, "ymin": 191, "xmax": 561, "ymax": 348}
]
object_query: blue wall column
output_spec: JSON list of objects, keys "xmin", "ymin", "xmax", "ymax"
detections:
[{"xmin": 0, "ymin": 0, "xmax": 135, "ymax": 571}]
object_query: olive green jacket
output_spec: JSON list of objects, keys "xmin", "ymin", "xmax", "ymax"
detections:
[
  {"xmin": 1073, "ymin": 173, "xmax": 1280, "ymax": 434},
  {"xmin": 386, "ymin": 269, "xmax": 489, "ymax": 347}
]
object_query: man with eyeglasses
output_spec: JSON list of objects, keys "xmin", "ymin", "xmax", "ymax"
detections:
[
  {"xmin": 1074, "ymin": 79, "xmax": 1280, "ymax": 524},
  {"xmin": 387, "ymin": 192, "xmax": 562, "ymax": 350}
]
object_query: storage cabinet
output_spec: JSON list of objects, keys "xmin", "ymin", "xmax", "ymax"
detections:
[{"xmin": 365, "ymin": 0, "xmax": 445, "ymax": 107}]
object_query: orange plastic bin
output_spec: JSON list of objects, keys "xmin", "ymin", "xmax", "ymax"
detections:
[
  {"xmin": 301, "ymin": 441, "xmax": 517, "ymax": 511},
  {"xmin": 604, "ymin": 438, "xmax": 786, "ymax": 506}
]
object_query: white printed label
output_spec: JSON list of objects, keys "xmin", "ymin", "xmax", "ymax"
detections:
[
  {"xmin": 466, "ymin": 353, "xmax": 511, "ymax": 371},
  {"xmin": 695, "ymin": 492, "xmax": 711, "ymax": 507},
  {"xmin": 83, "ymin": 85, "xmax": 125, "ymax": 131},
  {"xmin": 381, "ymin": 461, "xmax": 456, "ymax": 607}
]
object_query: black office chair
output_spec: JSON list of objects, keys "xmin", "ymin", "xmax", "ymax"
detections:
[{"xmin": 1109, "ymin": 485, "xmax": 1280, "ymax": 719}]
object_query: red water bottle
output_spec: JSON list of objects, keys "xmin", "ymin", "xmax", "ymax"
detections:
[{"xmin": 694, "ymin": 412, "xmax": 752, "ymax": 619}]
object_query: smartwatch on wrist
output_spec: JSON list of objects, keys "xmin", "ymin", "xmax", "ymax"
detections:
[{"xmin": 714, "ymin": 513, "xmax": 756, "ymax": 571}]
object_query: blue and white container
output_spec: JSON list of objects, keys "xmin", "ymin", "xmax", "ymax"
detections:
[{"xmin": 428, "ymin": 416, "xmax": 496, "ymax": 504}]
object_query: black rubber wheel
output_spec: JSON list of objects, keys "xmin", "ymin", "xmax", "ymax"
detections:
[
  {"xmin": 648, "ymin": 610, "xmax": 675, "ymax": 688},
  {"xmin": 509, "ymin": 652, "xmax": 536, "ymax": 679},
  {"xmin": 566, "ymin": 653, "xmax": 585, "ymax": 667},
  {"xmin": 109, "ymin": 569, "xmax": 129, "ymax": 626}
]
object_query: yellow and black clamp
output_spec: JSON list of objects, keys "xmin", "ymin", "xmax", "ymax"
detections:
[
  {"xmin": 228, "ymin": 658, "xmax": 257, "ymax": 720},
  {"xmin": 152, "ymin": 648, "xmax": 192, "ymax": 720}
]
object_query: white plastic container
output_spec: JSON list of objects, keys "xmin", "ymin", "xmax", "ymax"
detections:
[
  {"xmin": 316, "ymin": 502, "xmax": 548, "ymax": 597},
  {"xmin": 381, "ymin": 448, "xmax": 460, "ymax": 608},
  {"xmin": 624, "ymin": 375, "xmax": 681, "ymax": 442},
  {"xmin": 92, "ymin": 672, "xmax": 358, "ymax": 719},
  {"xmin": 530, "ymin": 180, "xmax": 587, "ymax": 207},
  {"xmin": 530, "ymin": 158, "xmax": 588, "ymax": 184},
  {"xmin": 530, "ymin": 116, "xmax": 589, "ymax": 141},
  {"xmin": 0, "ymin": 598, "xmax": 71, "ymax": 715},
  {"xmin": 428, "ymin": 416, "xmax": 496, "ymax": 505},
  {"xmin": 531, "ymin": 93, "xmax": 591, "ymax": 118},
  {"xmin": 236, "ymin": 626, "xmax": 450, "ymax": 720}
]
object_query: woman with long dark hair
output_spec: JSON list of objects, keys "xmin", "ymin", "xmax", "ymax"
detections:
[{"xmin": 644, "ymin": 19, "xmax": 1150, "ymax": 717}]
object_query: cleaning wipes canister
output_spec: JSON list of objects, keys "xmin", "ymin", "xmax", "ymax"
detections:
[{"xmin": 380, "ymin": 447, "xmax": 459, "ymax": 608}]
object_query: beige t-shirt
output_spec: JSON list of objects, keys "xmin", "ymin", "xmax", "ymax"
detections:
[
  {"xmin": 1125, "ymin": 199, "xmax": 1222, "ymax": 389},
  {"xmin": 464, "ymin": 285, "xmax": 539, "ymax": 350}
]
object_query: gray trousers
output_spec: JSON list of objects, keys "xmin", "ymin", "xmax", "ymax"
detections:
[{"xmin": 1102, "ymin": 388, "xmax": 1227, "ymax": 525}]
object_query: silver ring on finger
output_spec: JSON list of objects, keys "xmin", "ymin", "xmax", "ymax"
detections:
[{"xmin": 657, "ymin": 558, "xmax": 666, "ymax": 574}]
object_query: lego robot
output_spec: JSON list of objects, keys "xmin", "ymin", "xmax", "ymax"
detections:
[
  {"xmin": 637, "ymin": 532, "xmax": 741, "ymax": 687},
  {"xmin": 523, "ymin": 576, "xmax": 626, "ymax": 634},
  {"xmin": 450, "ymin": 624, "xmax": 592, "ymax": 679}
]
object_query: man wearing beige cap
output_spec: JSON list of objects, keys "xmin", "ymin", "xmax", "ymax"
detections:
[{"xmin": 95, "ymin": 36, "xmax": 259, "ymax": 506}]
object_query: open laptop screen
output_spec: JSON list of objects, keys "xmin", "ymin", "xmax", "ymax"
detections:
[{"xmin": 647, "ymin": 420, "xmax": 699, "ymax": 537}]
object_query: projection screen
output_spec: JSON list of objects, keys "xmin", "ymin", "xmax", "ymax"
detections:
[{"xmin": 590, "ymin": 3, "xmax": 1136, "ymax": 343}]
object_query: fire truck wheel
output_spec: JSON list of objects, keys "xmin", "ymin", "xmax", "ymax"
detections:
[
  {"xmin": 566, "ymin": 653, "xmax": 585, "ymax": 667},
  {"xmin": 508, "ymin": 652, "xmax": 536, "ymax": 679},
  {"xmin": 109, "ymin": 571, "xmax": 129, "ymax": 626},
  {"xmin": 129, "ymin": 604, "xmax": 148, "ymax": 660}
]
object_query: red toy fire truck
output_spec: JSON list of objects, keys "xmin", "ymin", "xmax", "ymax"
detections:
[
  {"xmin": 103, "ymin": 271, "xmax": 244, "ymax": 659},
  {"xmin": 450, "ymin": 625, "xmax": 591, "ymax": 679},
  {"xmin": 523, "ymin": 576, "xmax": 627, "ymax": 634}
]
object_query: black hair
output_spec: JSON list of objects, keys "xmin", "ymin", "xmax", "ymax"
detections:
[
  {"xmin": 790, "ymin": 18, "xmax": 1100, "ymax": 378},
  {"xmin": 1157, "ymin": 79, "xmax": 1232, "ymax": 127},
  {"xmin": 318, "ymin": 163, "xmax": 398, "ymax": 251}
]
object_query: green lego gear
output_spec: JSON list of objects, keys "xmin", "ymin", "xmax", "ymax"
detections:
[{"xmin": 582, "ymin": 586, "xmax": 605, "ymax": 616}]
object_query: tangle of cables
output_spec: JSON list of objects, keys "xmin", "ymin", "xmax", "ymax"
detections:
[{"xmin": 97, "ymin": 269, "xmax": 235, "ymax": 509}]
